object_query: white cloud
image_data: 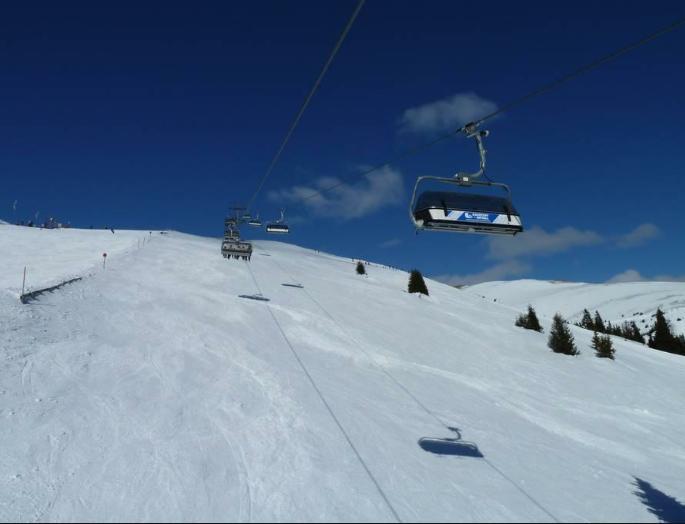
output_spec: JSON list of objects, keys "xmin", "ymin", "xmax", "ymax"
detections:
[
  {"xmin": 607, "ymin": 269, "xmax": 645, "ymax": 283},
  {"xmin": 615, "ymin": 223, "xmax": 660, "ymax": 248},
  {"xmin": 487, "ymin": 226, "xmax": 603, "ymax": 260},
  {"xmin": 399, "ymin": 92, "xmax": 497, "ymax": 135},
  {"xmin": 267, "ymin": 166, "xmax": 404, "ymax": 221},
  {"xmin": 434, "ymin": 260, "xmax": 531, "ymax": 287},
  {"xmin": 607, "ymin": 269, "xmax": 685, "ymax": 283},
  {"xmin": 379, "ymin": 238, "xmax": 402, "ymax": 248}
]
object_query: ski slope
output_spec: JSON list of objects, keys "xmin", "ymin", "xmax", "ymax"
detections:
[
  {"xmin": 467, "ymin": 279, "xmax": 685, "ymax": 337},
  {"xmin": 1, "ymin": 225, "xmax": 685, "ymax": 522},
  {"xmin": 0, "ymin": 224, "xmax": 150, "ymax": 296}
]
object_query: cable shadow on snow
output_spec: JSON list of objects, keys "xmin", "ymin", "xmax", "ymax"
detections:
[
  {"xmin": 634, "ymin": 477, "xmax": 685, "ymax": 523},
  {"xmin": 419, "ymin": 427, "xmax": 484, "ymax": 458}
]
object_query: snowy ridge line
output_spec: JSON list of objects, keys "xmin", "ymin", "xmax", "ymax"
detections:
[
  {"xmin": 266, "ymin": 250, "xmax": 561, "ymax": 523},
  {"xmin": 20, "ymin": 277, "xmax": 83, "ymax": 304},
  {"xmin": 245, "ymin": 260, "xmax": 402, "ymax": 523},
  {"xmin": 301, "ymin": 247, "xmax": 407, "ymax": 273}
]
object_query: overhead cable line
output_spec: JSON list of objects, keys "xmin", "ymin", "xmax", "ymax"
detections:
[
  {"xmin": 266, "ymin": 250, "xmax": 559, "ymax": 521},
  {"xmin": 246, "ymin": 0, "xmax": 366, "ymax": 211},
  {"xmin": 285, "ymin": 14, "xmax": 685, "ymax": 210},
  {"xmin": 244, "ymin": 259, "xmax": 402, "ymax": 522}
]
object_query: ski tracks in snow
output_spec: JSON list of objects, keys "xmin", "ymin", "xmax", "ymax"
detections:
[{"xmin": 254, "ymin": 246, "xmax": 560, "ymax": 522}]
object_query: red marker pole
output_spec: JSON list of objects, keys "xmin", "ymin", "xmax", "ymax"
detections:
[{"xmin": 103, "ymin": 252, "xmax": 107, "ymax": 270}]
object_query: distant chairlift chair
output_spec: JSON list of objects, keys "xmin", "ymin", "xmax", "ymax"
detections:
[
  {"xmin": 410, "ymin": 124, "xmax": 523, "ymax": 236},
  {"xmin": 248, "ymin": 214, "xmax": 263, "ymax": 227},
  {"xmin": 266, "ymin": 209, "xmax": 289, "ymax": 234}
]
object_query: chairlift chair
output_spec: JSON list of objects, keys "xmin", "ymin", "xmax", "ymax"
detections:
[
  {"xmin": 266, "ymin": 209, "xmax": 289, "ymax": 234},
  {"xmin": 248, "ymin": 214, "xmax": 263, "ymax": 227},
  {"xmin": 410, "ymin": 124, "xmax": 523, "ymax": 236}
]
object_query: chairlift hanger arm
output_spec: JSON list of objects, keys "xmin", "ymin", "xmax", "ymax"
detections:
[{"xmin": 455, "ymin": 123, "xmax": 489, "ymax": 181}]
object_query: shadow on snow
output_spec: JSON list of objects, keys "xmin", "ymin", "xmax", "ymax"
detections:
[
  {"xmin": 419, "ymin": 427, "xmax": 484, "ymax": 458},
  {"xmin": 634, "ymin": 477, "xmax": 685, "ymax": 523}
]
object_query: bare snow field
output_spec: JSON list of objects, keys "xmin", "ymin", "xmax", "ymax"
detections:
[{"xmin": 1, "ymin": 224, "xmax": 684, "ymax": 522}]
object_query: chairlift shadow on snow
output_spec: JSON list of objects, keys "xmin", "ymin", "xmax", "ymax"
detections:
[
  {"xmin": 419, "ymin": 427, "xmax": 484, "ymax": 458},
  {"xmin": 238, "ymin": 294, "xmax": 270, "ymax": 302},
  {"xmin": 634, "ymin": 477, "xmax": 685, "ymax": 523}
]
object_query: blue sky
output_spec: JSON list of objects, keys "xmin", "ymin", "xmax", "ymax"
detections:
[{"xmin": 2, "ymin": 1, "xmax": 684, "ymax": 284}]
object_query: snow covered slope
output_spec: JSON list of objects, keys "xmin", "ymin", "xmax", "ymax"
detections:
[
  {"xmin": 1, "ymin": 229, "xmax": 684, "ymax": 522},
  {"xmin": 0, "ymin": 223, "xmax": 151, "ymax": 297},
  {"xmin": 467, "ymin": 279, "xmax": 685, "ymax": 336}
]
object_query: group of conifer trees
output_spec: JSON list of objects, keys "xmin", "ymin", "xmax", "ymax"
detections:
[
  {"xmin": 516, "ymin": 304, "xmax": 685, "ymax": 359},
  {"xmin": 576, "ymin": 309, "xmax": 643, "ymax": 343},
  {"xmin": 515, "ymin": 306, "xmax": 611, "ymax": 358}
]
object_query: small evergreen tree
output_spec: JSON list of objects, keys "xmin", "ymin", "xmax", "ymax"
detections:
[
  {"xmin": 677, "ymin": 335, "xmax": 685, "ymax": 353},
  {"xmin": 408, "ymin": 269, "xmax": 429, "ymax": 296},
  {"xmin": 648, "ymin": 308, "xmax": 684, "ymax": 355},
  {"xmin": 591, "ymin": 331, "xmax": 601, "ymax": 354},
  {"xmin": 592, "ymin": 332, "xmax": 615, "ymax": 359},
  {"xmin": 356, "ymin": 261, "xmax": 366, "ymax": 275},
  {"xmin": 593, "ymin": 311, "xmax": 605, "ymax": 333},
  {"xmin": 628, "ymin": 322, "xmax": 644, "ymax": 343},
  {"xmin": 548, "ymin": 314, "xmax": 579, "ymax": 355},
  {"xmin": 515, "ymin": 312, "xmax": 527, "ymax": 329},
  {"xmin": 515, "ymin": 305, "xmax": 542, "ymax": 332},
  {"xmin": 525, "ymin": 305, "xmax": 543, "ymax": 332},
  {"xmin": 578, "ymin": 309, "xmax": 594, "ymax": 330},
  {"xmin": 605, "ymin": 321, "xmax": 621, "ymax": 337}
]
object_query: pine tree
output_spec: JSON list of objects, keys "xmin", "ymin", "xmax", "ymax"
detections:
[
  {"xmin": 408, "ymin": 269, "xmax": 429, "ymax": 296},
  {"xmin": 648, "ymin": 308, "xmax": 683, "ymax": 355},
  {"xmin": 593, "ymin": 332, "xmax": 615, "ymax": 359},
  {"xmin": 514, "ymin": 306, "xmax": 543, "ymax": 332},
  {"xmin": 579, "ymin": 309, "xmax": 594, "ymax": 330},
  {"xmin": 591, "ymin": 331, "xmax": 601, "ymax": 354},
  {"xmin": 548, "ymin": 314, "xmax": 579, "ymax": 355},
  {"xmin": 628, "ymin": 322, "xmax": 644, "ymax": 343},
  {"xmin": 515, "ymin": 313, "xmax": 527, "ymax": 329},
  {"xmin": 593, "ymin": 311, "xmax": 605, "ymax": 333},
  {"xmin": 677, "ymin": 335, "xmax": 685, "ymax": 353},
  {"xmin": 525, "ymin": 305, "xmax": 543, "ymax": 332},
  {"xmin": 614, "ymin": 324, "xmax": 623, "ymax": 337},
  {"xmin": 356, "ymin": 261, "xmax": 366, "ymax": 275}
]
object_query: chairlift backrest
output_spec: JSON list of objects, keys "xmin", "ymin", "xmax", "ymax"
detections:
[{"xmin": 266, "ymin": 223, "xmax": 289, "ymax": 234}]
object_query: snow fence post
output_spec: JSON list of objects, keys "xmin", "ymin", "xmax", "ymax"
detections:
[
  {"xmin": 102, "ymin": 252, "xmax": 107, "ymax": 270},
  {"xmin": 21, "ymin": 266, "xmax": 27, "ymax": 296}
]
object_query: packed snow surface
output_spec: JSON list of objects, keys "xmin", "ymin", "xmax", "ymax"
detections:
[
  {"xmin": 1, "ymin": 224, "xmax": 685, "ymax": 522},
  {"xmin": 467, "ymin": 279, "xmax": 685, "ymax": 336}
]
